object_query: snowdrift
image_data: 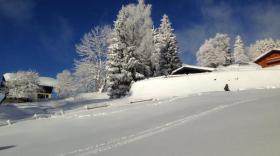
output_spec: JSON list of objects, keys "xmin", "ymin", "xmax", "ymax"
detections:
[{"xmin": 130, "ymin": 68, "xmax": 280, "ymax": 100}]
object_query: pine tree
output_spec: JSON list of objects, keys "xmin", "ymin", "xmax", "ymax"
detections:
[
  {"xmin": 153, "ymin": 14, "xmax": 182, "ymax": 76},
  {"xmin": 122, "ymin": 0, "xmax": 154, "ymax": 80},
  {"xmin": 151, "ymin": 28, "xmax": 161, "ymax": 76},
  {"xmin": 107, "ymin": 8, "xmax": 132, "ymax": 98},
  {"xmin": 233, "ymin": 35, "xmax": 249, "ymax": 64},
  {"xmin": 56, "ymin": 70, "xmax": 75, "ymax": 98},
  {"xmin": 75, "ymin": 25, "xmax": 111, "ymax": 93},
  {"xmin": 196, "ymin": 33, "xmax": 231, "ymax": 67},
  {"xmin": 196, "ymin": 38, "xmax": 216, "ymax": 67},
  {"xmin": 107, "ymin": 0, "xmax": 154, "ymax": 98}
]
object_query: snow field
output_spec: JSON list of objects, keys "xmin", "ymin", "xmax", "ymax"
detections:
[
  {"xmin": 61, "ymin": 97, "xmax": 259, "ymax": 156},
  {"xmin": 0, "ymin": 89, "xmax": 280, "ymax": 156},
  {"xmin": 130, "ymin": 68, "xmax": 280, "ymax": 100}
]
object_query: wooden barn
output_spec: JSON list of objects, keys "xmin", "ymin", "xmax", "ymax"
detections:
[
  {"xmin": 1, "ymin": 73, "xmax": 57, "ymax": 103},
  {"xmin": 171, "ymin": 64, "xmax": 215, "ymax": 75},
  {"xmin": 254, "ymin": 49, "xmax": 280, "ymax": 68}
]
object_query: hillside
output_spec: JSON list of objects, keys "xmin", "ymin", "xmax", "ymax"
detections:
[{"xmin": 0, "ymin": 89, "xmax": 280, "ymax": 156}]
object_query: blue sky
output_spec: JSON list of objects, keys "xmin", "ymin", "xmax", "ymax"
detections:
[{"xmin": 0, "ymin": 0, "xmax": 279, "ymax": 78}]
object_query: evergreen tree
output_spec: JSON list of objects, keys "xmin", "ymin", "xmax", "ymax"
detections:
[
  {"xmin": 107, "ymin": 8, "xmax": 132, "ymax": 98},
  {"xmin": 233, "ymin": 35, "xmax": 249, "ymax": 64},
  {"xmin": 197, "ymin": 33, "xmax": 231, "ymax": 67},
  {"xmin": 153, "ymin": 14, "xmax": 182, "ymax": 76},
  {"xmin": 122, "ymin": 0, "xmax": 154, "ymax": 80},
  {"xmin": 107, "ymin": 0, "xmax": 154, "ymax": 98},
  {"xmin": 151, "ymin": 28, "xmax": 161, "ymax": 76}
]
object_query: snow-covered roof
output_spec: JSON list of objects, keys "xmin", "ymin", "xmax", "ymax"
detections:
[
  {"xmin": 254, "ymin": 49, "xmax": 280, "ymax": 62},
  {"xmin": 3, "ymin": 73, "xmax": 57, "ymax": 87},
  {"xmin": 3, "ymin": 73, "xmax": 15, "ymax": 81},
  {"xmin": 39, "ymin": 77, "xmax": 57, "ymax": 87},
  {"xmin": 171, "ymin": 64, "xmax": 215, "ymax": 75}
]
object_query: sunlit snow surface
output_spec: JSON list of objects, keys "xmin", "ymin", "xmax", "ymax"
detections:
[
  {"xmin": 0, "ymin": 89, "xmax": 280, "ymax": 156},
  {"xmin": 130, "ymin": 65, "xmax": 280, "ymax": 100}
]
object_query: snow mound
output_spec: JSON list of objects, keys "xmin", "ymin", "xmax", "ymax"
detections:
[{"xmin": 130, "ymin": 68, "xmax": 280, "ymax": 100}]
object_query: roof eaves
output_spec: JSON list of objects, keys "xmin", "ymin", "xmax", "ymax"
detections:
[{"xmin": 254, "ymin": 49, "xmax": 280, "ymax": 62}]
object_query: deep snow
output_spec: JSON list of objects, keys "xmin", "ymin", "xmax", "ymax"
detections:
[{"xmin": 0, "ymin": 89, "xmax": 280, "ymax": 156}]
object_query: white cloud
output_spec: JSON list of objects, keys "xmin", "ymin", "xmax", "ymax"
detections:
[
  {"xmin": 245, "ymin": 3, "xmax": 280, "ymax": 40},
  {"xmin": 0, "ymin": 0, "xmax": 35, "ymax": 22},
  {"xmin": 176, "ymin": 2, "xmax": 280, "ymax": 64}
]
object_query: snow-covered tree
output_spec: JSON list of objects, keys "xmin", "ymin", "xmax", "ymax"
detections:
[
  {"xmin": 151, "ymin": 28, "xmax": 161, "ymax": 75},
  {"xmin": 276, "ymin": 39, "xmax": 280, "ymax": 47},
  {"xmin": 248, "ymin": 38, "xmax": 280, "ymax": 60},
  {"xmin": 0, "ymin": 80, "xmax": 6, "ymax": 94},
  {"xmin": 107, "ymin": 6, "xmax": 133, "ymax": 98},
  {"xmin": 4, "ymin": 71, "xmax": 40, "ymax": 100},
  {"xmin": 75, "ymin": 25, "xmax": 112, "ymax": 93},
  {"xmin": 74, "ymin": 62, "xmax": 96, "ymax": 93},
  {"xmin": 56, "ymin": 70, "xmax": 75, "ymax": 98},
  {"xmin": 152, "ymin": 14, "xmax": 182, "ymax": 76},
  {"xmin": 121, "ymin": 0, "xmax": 154, "ymax": 80},
  {"xmin": 107, "ymin": 0, "xmax": 154, "ymax": 98},
  {"xmin": 196, "ymin": 33, "xmax": 231, "ymax": 67},
  {"xmin": 196, "ymin": 39, "xmax": 216, "ymax": 67},
  {"xmin": 233, "ymin": 35, "xmax": 249, "ymax": 64}
]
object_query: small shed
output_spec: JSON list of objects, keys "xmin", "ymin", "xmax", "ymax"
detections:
[
  {"xmin": 254, "ymin": 49, "xmax": 280, "ymax": 68},
  {"xmin": 171, "ymin": 64, "xmax": 215, "ymax": 75}
]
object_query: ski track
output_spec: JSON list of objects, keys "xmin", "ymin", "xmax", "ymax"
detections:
[{"xmin": 59, "ymin": 97, "xmax": 261, "ymax": 156}]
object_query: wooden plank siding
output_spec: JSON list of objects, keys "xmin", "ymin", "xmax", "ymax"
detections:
[{"xmin": 255, "ymin": 50, "xmax": 280, "ymax": 68}]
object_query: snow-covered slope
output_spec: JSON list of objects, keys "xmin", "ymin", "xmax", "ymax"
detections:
[
  {"xmin": 0, "ymin": 89, "xmax": 279, "ymax": 156},
  {"xmin": 130, "ymin": 67, "xmax": 280, "ymax": 100},
  {"xmin": 0, "ymin": 92, "xmax": 110, "ymax": 125},
  {"xmin": 0, "ymin": 93, "xmax": 4, "ymax": 102}
]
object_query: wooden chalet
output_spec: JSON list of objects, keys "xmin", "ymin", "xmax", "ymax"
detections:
[
  {"xmin": 1, "ymin": 73, "xmax": 57, "ymax": 103},
  {"xmin": 254, "ymin": 49, "xmax": 280, "ymax": 68}
]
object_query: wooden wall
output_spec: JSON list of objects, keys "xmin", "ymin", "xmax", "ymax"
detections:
[{"xmin": 255, "ymin": 51, "xmax": 280, "ymax": 68}]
